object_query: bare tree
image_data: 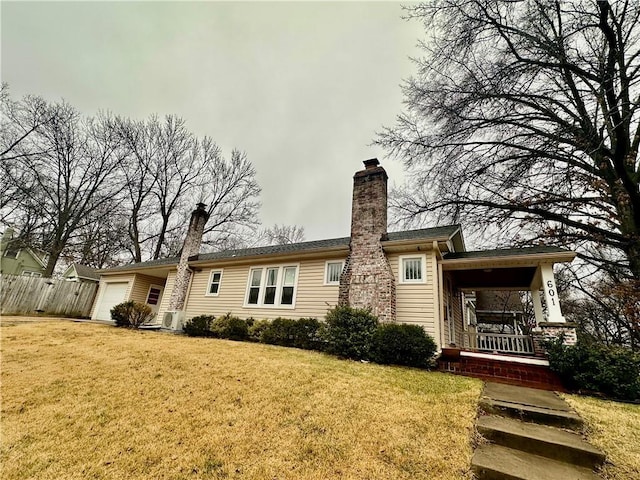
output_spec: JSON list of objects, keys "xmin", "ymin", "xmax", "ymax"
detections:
[
  {"xmin": 1, "ymin": 97, "xmax": 125, "ymax": 276},
  {"xmin": 112, "ymin": 115, "xmax": 161, "ymax": 262},
  {"xmin": 377, "ymin": 0, "xmax": 640, "ymax": 281},
  {"xmin": 254, "ymin": 224, "xmax": 306, "ymax": 246}
]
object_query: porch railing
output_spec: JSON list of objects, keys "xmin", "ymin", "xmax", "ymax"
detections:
[{"xmin": 463, "ymin": 332, "xmax": 534, "ymax": 355}]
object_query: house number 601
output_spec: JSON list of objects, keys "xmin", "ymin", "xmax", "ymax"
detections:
[{"xmin": 547, "ymin": 280, "xmax": 556, "ymax": 306}]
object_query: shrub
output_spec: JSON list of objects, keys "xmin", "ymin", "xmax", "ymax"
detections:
[
  {"xmin": 322, "ymin": 306, "xmax": 379, "ymax": 360},
  {"xmin": 370, "ymin": 323, "xmax": 437, "ymax": 368},
  {"xmin": 291, "ymin": 317, "xmax": 323, "ymax": 350},
  {"xmin": 260, "ymin": 318, "xmax": 297, "ymax": 346},
  {"xmin": 545, "ymin": 338, "xmax": 640, "ymax": 402},
  {"xmin": 210, "ymin": 313, "xmax": 249, "ymax": 341},
  {"xmin": 259, "ymin": 317, "xmax": 323, "ymax": 350},
  {"xmin": 183, "ymin": 315, "xmax": 215, "ymax": 337},
  {"xmin": 110, "ymin": 301, "xmax": 154, "ymax": 328},
  {"xmin": 248, "ymin": 319, "xmax": 271, "ymax": 342}
]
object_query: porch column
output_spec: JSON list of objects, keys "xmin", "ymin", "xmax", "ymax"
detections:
[
  {"xmin": 531, "ymin": 289, "xmax": 544, "ymax": 329},
  {"xmin": 539, "ymin": 263, "xmax": 565, "ymax": 323}
]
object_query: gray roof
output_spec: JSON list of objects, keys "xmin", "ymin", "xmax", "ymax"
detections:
[
  {"xmin": 443, "ymin": 246, "xmax": 571, "ymax": 260},
  {"xmin": 100, "ymin": 225, "xmax": 461, "ymax": 273},
  {"xmin": 72, "ymin": 263, "xmax": 101, "ymax": 281}
]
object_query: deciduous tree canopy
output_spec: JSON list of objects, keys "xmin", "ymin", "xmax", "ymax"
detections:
[{"xmin": 377, "ymin": 0, "xmax": 640, "ymax": 281}]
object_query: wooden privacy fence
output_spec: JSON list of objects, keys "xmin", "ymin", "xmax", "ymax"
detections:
[{"xmin": 0, "ymin": 275, "xmax": 98, "ymax": 317}]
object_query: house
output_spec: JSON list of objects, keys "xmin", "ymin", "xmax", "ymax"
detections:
[
  {"xmin": 91, "ymin": 160, "xmax": 576, "ymax": 385},
  {"xmin": 0, "ymin": 228, "xmax": 48, "ymax": 277},
  {"xmin": 62, "ymin": 263, "xmax": 100, "ymax": 283}
]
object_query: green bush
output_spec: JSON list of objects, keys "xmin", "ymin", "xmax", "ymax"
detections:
[
  {"xmin": 545, "ymin": 339, "xmax": 640, "ymax": 402},
  {"xmin": 370, "ymin": 323, "xmax": 437, "ymax": 368},
  {"xmin": 259, "ymin": 317, "xmax": 323, "ymax": 350},
  {"xmin": 183, "ymin": 315, "xmax": 215, "ymax": 337},
  {"xmin": 248, "ymin": 319, "xmax": 271, "ymax": 342},
  {"xmin": 110, "ymin": 301, "xmax": 154, "ymax": 328},
  {"xmin": 322, "ymin": 306, "xmax": 379, "ymax": 360},
  {"xmin": 260, "ymin": 318, "xmax": 297, "ymax": 346},
  {"xmin": 291, "ymin": 317, "xmax": 323, "ymax": 350},
  {"xmin": 210, "ymin": 313, "xmax": 249, "ymax": 341}
]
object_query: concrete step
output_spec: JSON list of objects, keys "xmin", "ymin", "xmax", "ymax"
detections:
[
  {"xmin": 477, "ymin": 415, "xmax": 605, "ymax": 469},
  {"xmin": 479, "ymin": 397, "xmax": 583, "ymax": 430},
  {"xmin": 472, "ymin": 444, "xmax": 601, "ymax": 480}
]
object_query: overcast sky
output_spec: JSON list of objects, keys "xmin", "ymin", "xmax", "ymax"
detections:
[{"xmin": 2, "ymin": 1, "xmax": 425, "ymax": 242}]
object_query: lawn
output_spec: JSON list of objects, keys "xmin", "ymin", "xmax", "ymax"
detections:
[
  {"xmin": 1, "ymin": 319, "xmax": 482, "ymax": 480},
  {"xmin": 563, "ymin": 394, "xmax": 640, "ymax": 480}
]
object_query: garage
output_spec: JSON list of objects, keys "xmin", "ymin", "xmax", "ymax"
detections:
[{"xmin": 92, "ymin": 282, "xmax": 129, "ymax": 321}]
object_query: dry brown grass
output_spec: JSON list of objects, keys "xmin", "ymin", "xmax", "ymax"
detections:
[
  {"xmin": 1, "ymin": 319, "xmax": 481, "ymax": 480},
  {"xmin": 563, "ymin": 394, "xmax": 640, "ymax": 480}
]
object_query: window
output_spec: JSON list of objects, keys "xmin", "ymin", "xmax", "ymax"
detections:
[
  {"xmin": 206, "ymin": 270, "xmax": 223, "ymax": 296},
  {"xmin": 247, "ymin": 268, "xmax": 262, "ymax": 304},
  {"xmin": 4, "ymin": 246, "xmax": 19, "ymax": 259},
  {"xmin": 281, "ymin": 267, "xmax": 296, "ymax": 305},
  {"xmin": 146, "ymin": 286, "xmax": 163, "ymax": 305},
  {"xmin": 21, "ymin": 270, "xmax": 41, "ymax": 277},
  {"xmin": 245, "ymin": 265, "xmax": 298, "ymax": 308},
  {"xmin": 400, "ymin": 256, "xmax": 425, "ymax": 283},
  {"xmin": 263, "ymin": 268, "xmax": 278, "ymax": 304},
  {"xmin": 324, "ymin": 261, "xmax": 344, "ymax": 285}
]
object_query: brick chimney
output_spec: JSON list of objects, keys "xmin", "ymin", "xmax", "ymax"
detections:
[
  {"xmin": 339, "ymin": 159, "xmax": 396, "ymax": 322},
  {"xmin": 168, "ymin": 203, "xmax": 209, "ymax": 311}
]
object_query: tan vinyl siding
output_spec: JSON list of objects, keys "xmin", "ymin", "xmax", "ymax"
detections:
[
  {"xmin": 184, "ymin": 257, "xmax": 345, "ymax": 321},
  {"xmin": 129, "ymin": 274, "xmax": 166, "ymax": 304},
  {"xmin": 387, "ymin": 252, "xmax": 437, "ymax": 339},
  {"xmin": 90, "ymin": 274, "xmax": 135, "ymax": 318},
  {"xmin": 156, "ymin": 270, "xmax": 176, "ymax": 320}
]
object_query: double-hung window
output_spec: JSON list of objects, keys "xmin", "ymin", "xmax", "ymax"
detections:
[
  {"xmin": 206, "ymin": 270, "xmax": 223, "ymax": 296},
  {"xmin": 245, "ymin": 265, "xmax": 298, "ymax": 307},
  {"xmin": 400, "ymin": 255, "xmax": 426, "ymax": 283}
]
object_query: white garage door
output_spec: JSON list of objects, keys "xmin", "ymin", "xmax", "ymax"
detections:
[{"xmin": 93, "ymin": 282, "xmax": 129, "ymax": 321}]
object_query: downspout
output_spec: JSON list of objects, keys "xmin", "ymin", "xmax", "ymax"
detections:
[{"xmin": 432, "ymin": 241, "xmax": 445, "ymax": 350}]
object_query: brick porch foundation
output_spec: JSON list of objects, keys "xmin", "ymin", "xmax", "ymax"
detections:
[{"xmin": 438, "ymin": 352, "xmax": 564, "ymax": 391}]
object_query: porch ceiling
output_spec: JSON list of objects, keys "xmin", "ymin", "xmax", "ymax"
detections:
[
  {"xmin": 441, "ymin": 246, "xmax": 575, "ymax": 290},
  {"xmin": 450, "ymin": 266, "xmax": 537, "ymax": 290}
]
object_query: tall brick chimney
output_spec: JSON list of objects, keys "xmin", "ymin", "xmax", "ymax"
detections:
[
  {"xmin": 339, "ymin": 159, "xmax": 396, "ymax": 322},
  {"xmin": 168, "ymin": 203, "xmax": 209, "ymax": 311}
]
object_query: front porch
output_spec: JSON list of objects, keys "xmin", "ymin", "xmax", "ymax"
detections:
[{"xmin": 436, "ymin": 247, "xmax": 576, "ymax": 389}]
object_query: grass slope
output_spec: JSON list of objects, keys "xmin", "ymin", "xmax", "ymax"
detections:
[
  {"xmin": 1, "ymin": 320, "xmax": 481, "ymax": 479},
  {"xmin": 564, "ymin": 394, "xmax": 640, "ymax": 480}
]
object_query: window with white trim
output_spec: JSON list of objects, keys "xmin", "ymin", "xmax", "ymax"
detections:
[
  {"xmin": 206, "ymin": 270, "xmax": 223, "ymax": 296},
  {"xmin": 146, "ymin": 286, "xmax": 163, "ymax": 305},
  {"xmin": 21, "ymin": 270, "xmax": 41, "ymax": 277},
  {"xmin": 4, "ymin": 246, "xmax": 19, "ymax": 259},
  {"xmin": 400, "ymin": 255, "xmax": 425, "ymax": 283},
  {"xmin": 324, "ymin": 261, "xmax": 344, "ymax": 285},
  {"xmin": 245, "ymin": 265, "xmax": 299, "ymax": 307}
]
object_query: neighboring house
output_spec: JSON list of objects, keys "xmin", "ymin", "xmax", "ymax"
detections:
[
  {"xmin": 0, "ymin": 228, "xmax": 48, "ymax": 277},
  {"xmin": 62, "ymin": 263, "xmax": 100, "ymax": 283},
  {"xmin": 91, "ymin": 160, "xmax": 576, "ymax": 364}
]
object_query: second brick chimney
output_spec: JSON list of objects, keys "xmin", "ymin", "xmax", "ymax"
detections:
[
  {"xmin": 168, "ymin": 203, "xmax": 210, "ymax": 311},
  {"xmin": 339, "ymin": 159, "xmax": 396, "ymax": 322}
]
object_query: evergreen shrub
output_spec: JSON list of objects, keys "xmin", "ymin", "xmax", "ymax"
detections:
[
  {"xmin": 545, "ymin": 338, "xmax": 640, "ymax": 402},
  {"xmin": 370, "ymin": 323, "xmax": 437, "ymax": 368},
  {"xmin": 183, "ymin": 315, "xmax": 215, "ymax": 337},
  {"xmin": 322, "ymin": 306, "xmax": 379, "ymax": 360}
]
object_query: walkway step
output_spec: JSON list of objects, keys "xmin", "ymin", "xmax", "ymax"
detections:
[
  {"xmin": 472, "ymin": 444, "xmax": 601, "ymax": 480},
  {"xmin": 477, "ymin": 415, "xmax": 605, "ymax": 469},
  {"xmin": 479, "ymin": 398, "xmax": 583, "ymax": 430}
]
